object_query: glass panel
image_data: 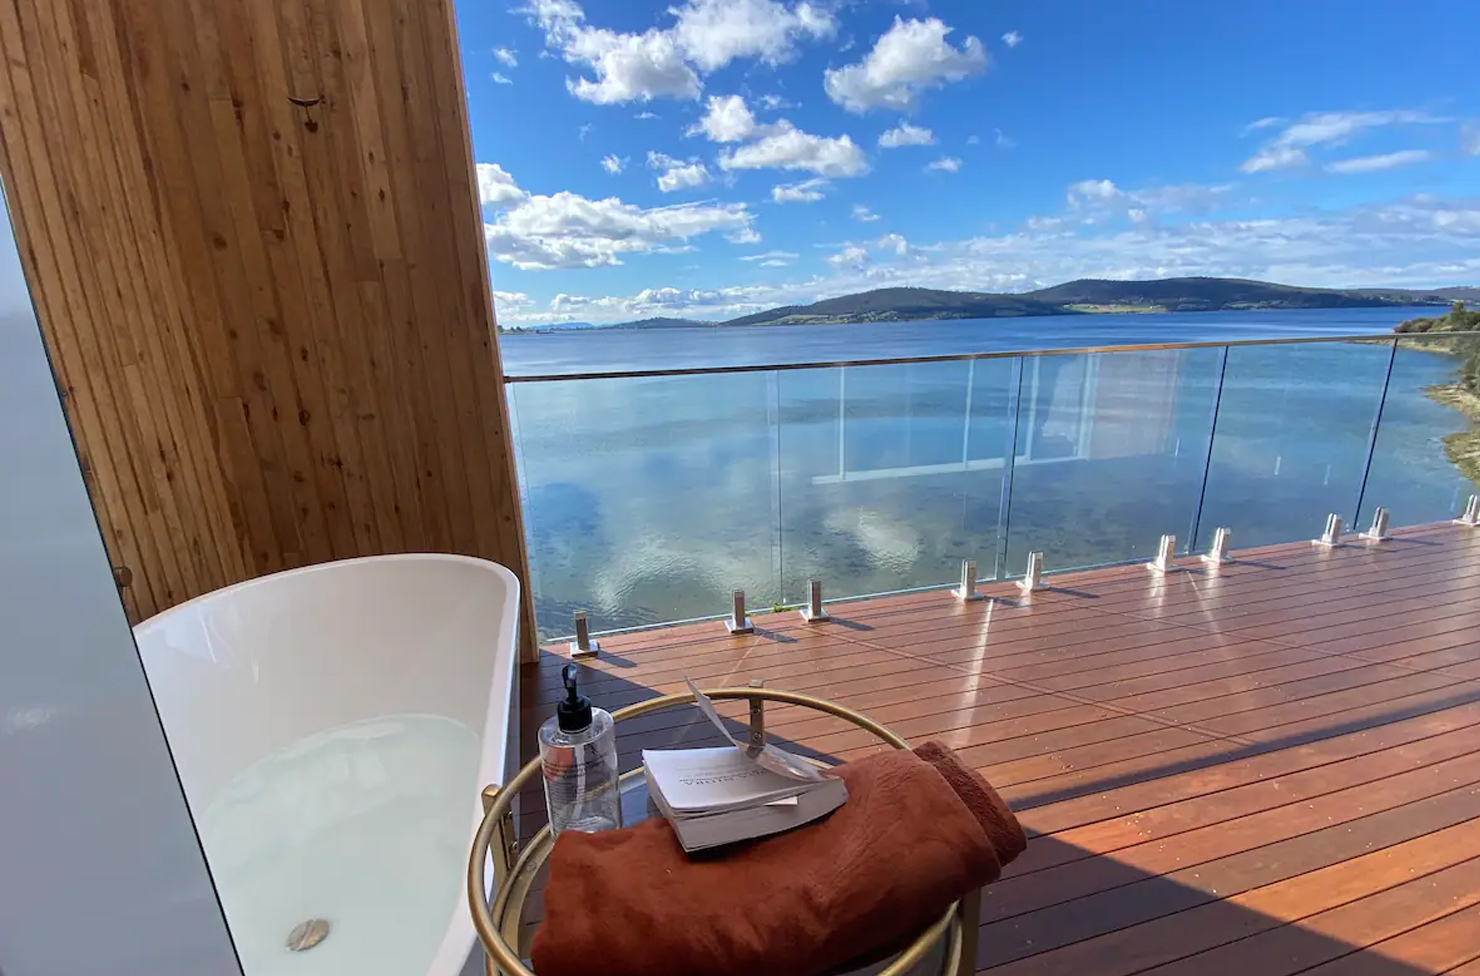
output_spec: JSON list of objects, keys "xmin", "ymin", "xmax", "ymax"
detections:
[
  {"xmin": 1002, "ymin": 348, "xmax": 1224, "ymax": 574},
  {"xmin": 777, "ymin": 358, "xmax": 1017, "ymax": 603},
  {"xmin": 1363, "ymin": 333, "xmax": 1480, "ymax": 526},
  {"xmin": 511, "ymin": 373, "xmax": 780, "ymax": 641},
  {"xmin": 1199, "ymin": 339, "xmax": 1393, "ymax": 549}
]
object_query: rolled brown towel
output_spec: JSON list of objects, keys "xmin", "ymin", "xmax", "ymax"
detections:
[{"xmin": 530, "ymin": 741, "xmax": 1026, "ymax": 976}]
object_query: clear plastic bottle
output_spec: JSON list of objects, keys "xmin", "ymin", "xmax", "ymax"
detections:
[{"xmin": 539, "ymin": 664, "xmax": 621, "ymax": 835}]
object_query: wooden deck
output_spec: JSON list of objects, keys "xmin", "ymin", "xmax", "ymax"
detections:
[{"xmin": 519, "ymin": 522, "xmax": 1480, "ymax": 975}]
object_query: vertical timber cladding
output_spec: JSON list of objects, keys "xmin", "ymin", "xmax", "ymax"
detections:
[{"xmin": 0, "ymin": 0, "xmax": 538, "ymax": 657}]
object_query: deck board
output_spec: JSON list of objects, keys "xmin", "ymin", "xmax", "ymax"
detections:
[{"xmin": 518, "ymin": 522, "xmax": 1480, "ymax": 974}]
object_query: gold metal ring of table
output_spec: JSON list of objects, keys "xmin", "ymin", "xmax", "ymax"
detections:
[{"xmin": 467, "ymin": 685, "xmax": 979, "ymax": 976}]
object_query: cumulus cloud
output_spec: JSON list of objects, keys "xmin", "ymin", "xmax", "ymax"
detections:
[
  {"xmin": 877, "ymin": 233, "xmax": 911, "ymax": 256},
  {"xmin": 759, "ymin": 94, "xmax": 794, "ymax": 110},
  {"xmin": 824, "ymin": 17, "xmax": 987, "ymax": 113},
  {"xmin": 926, "ymin": 156, "xmax": 962, "ymax": 173},
  {"xmin": 491, "ymin": 72, "xmax": 514, "ymax": 85},
  {"xmin": 772, "ymin": 178, "xmax": 830, "ymax": 203},
  {"xmin": 852, "ymin": 204, "xmax": 880, "ymax": 222},
  {"xmin": 478, "ymin": 163, "xmax": 753, "ymax": 269},
  {"xmin": 670, "ymin": 0, "xmax": 835, "ymax": 71},
  {"xmin": 826, "ymin": 244, "xmax": 871, "ymax": 269},
  {"xmin": 718, "ymin": 121, "xmax": 868, "ymax": 177},
  {"xmin": 690, "ymin": 94, "xmax": 759, "ymax": 142},
  {"xmin": 1001, "ymin": 30, "xmax": 1022, "ymax": 48},
  {"xmin": 494, "ymin": 47, "xmax": 519, "ymax": 67},
  {"xmin": 691, "ymin": 93, "xmax": 867, "ymax": 181},
  {"xmin": 477, "ymin": 163, "xmax": 530, "ymax": 206},
  {"xmin": 1241, "ymin": 109, "xmax": 1445, "ymax": 174},
  {"xmin": 523, "ymin": 0, "xmax": 834, "ymax": 104},
  {"xmin": 879, "ymin": 123, "xmax": 935, "ymax": 148},
  {"xmin": 648, "ymin": 151, "xmax": 713, "ymax": 191},
  {"xmin": 496, "ymin": 191, "xmax": 1480, "ymax": 324},
  {"xmin": 600, "ymin": 154, "xmax": 627, "ymax": 174},
  {"xmin": 524, "ymin": 0, "xmax": 699, "ymax": 103},
  {"xmin": 1325, "ymin": 149, "xmax": 1434, "ymax": 174}
]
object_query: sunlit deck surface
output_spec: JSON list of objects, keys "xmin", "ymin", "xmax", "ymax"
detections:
[{"xmin": 519, "ymin": 522, "xmax": 1480, "ymax": 975}]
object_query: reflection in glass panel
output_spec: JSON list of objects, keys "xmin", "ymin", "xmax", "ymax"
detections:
[
  {"xmin": 1003, "ymin": 348, "xmax": 1224, "ymax": 574},
  {"xmin": 1199, "ymin": 340, "xmax": 1393, "ymax": 549},
  {"xmin": 1363, "ymin": 334, "xmax": 1480, "ymax": 527},
  {"xmin": 777, "ymin": 359, "xmax": 1017, "ymax": 603},
  {"xmin": 511, "ymin": 374, "xmax": 779, "ymax": 641}
]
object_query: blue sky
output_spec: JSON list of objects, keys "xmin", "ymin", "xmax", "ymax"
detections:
[{"xmin": 457, "ymin": 0, "xmax": 1480, "ymax": 324}]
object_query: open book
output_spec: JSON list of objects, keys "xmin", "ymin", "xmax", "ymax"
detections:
[{"xmin": 641, "ymin": 681, "xmax": 848, "ymax": 852}]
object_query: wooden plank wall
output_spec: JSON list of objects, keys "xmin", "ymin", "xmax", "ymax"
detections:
[{"xmin": 0, "ymin": 0, "xmax": 537, "ymax": 655}]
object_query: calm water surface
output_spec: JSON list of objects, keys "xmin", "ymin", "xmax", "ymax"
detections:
[{"xmin": 501, "ymin": 309, "xmax": 1477, "ymax": 639}]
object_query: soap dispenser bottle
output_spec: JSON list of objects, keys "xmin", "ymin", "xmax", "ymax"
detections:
[{"xmin": 539, "ymin": 664, "xmax": 621, "ymax": 835}]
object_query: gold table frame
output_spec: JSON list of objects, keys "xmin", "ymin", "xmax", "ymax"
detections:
[{"xmin": 467, "ymin": 685, "xmax": 978, "ymax": 976}]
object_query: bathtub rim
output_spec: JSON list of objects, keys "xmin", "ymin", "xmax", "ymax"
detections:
[{"xmin": 132, "ymin": 552, "xmax": 522, "ymax": 976}]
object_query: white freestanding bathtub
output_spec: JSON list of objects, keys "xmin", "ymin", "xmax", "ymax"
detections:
[{"xmin": 133, "ymin": 555, "xmax": 521, "ymax": 976}]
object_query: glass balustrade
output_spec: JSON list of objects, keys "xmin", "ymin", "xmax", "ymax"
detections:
[{"xmin": 509, "ymin": 334, "xmax": 1480, "ymax": 642}]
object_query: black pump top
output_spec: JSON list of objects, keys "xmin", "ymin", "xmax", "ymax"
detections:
[{"xmin": 557, "ymin": 664, "xmax": 593, "ymax": 732}]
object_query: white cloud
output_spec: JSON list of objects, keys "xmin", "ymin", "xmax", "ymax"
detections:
[
  {"xmin": 826, "ymin": 244, "xmax": 870, "ymax": 268},
  {"xmin": 496, "ymin": 190, "xmax": 1480, "ymax": 324},
  {"xmin": 637, "ymin": 111, "xmax": 661, "ymax": 120},
  {"xmin": 852, "ymin": 204, "xmax": 880, "ymax": 222},
  {"xmin": 1065, "ymin": 178, "xmax": 1234, "ymax": 217},
  {"xmin": 1001, "ymin": 30, "xmax": 1022, "ymax": 48},
  {"xmin": 491, "ymin": 72, "xmax": 514, "ymax": 85},
  {"xmin": 523, "ymin": 0, "xmax": 833, "ymax": 105},
  {"xmin": 824, "ymin": 17, "xmax": 988, "ymax": 113},
  {"xmin": 479, "ymin": 163, "xmax": 753, "ymax": 269},
  {"xmin": 759, "ymin": 94, "xmax": 793, "ymax": 110},
  {"xmin": 1241, "ymin": 145, "xmax": 1308, "ymax": 174},
  {"xmin": 494, "ymin": 48, "xmax": 519, "ymax": 67},
  {"xmin": 772, "ymin": 178, "xmax": 830, "ymax": 203},
  {"xmin": 1241, "ymin": 109, "xmax": 1446, "ymax": 173},
  {"xmin": 877, "ymin": 233, "xmax": 910, "ymax": 256},
  {"xmin": 492, "ymin": 289, "xmax": 533, "ymax": 309},
  {"xmin": 670, "ymin": 0, "xmax": 835, "ymax": 71},
  {"xmin": 477, "ymin": 163, "xmax": 529, "ymax": 206},
  {"xmin": 600, "ymin": 154, "xmax": 627, "ymax": 174},
  {"xmin": 718, "ymin": 121, "xmax": 868, "ymax": 177},
  {"xmin": 647, "ymin": 151, "xmax": 713, "ymax": 191},
  {"xmin": 1242, "ymin": 116, "xmax": 1285, "ymax": 135},
  {"xmin": 740, "ymin": 250, "xmax": 799, "ymax": 263},
  {"xmin": 727, "ymin": 227, "xmax": 763, "ymax": 244},
  {"xmin": 1325, "ymin": 149, "xmax": 1434, "ymax": 174},
  {"xmin": 879, "ymin": 123, "xmax": 935, "ymax": 148},
  {"xmin": 524, "ymin": 0, "xmax": 700, "ymax": 104},
  {"xmin": 1066, "ymin": 178, "xmax": 1122, "ymax": 205},
  {"xmin": 1464, "ymin": 124, "xmax": 1480, "ymax": 156},
  {"xmin": 926, "ymin": 156, "xmax": 962, "ymax": 173},
  {"xmin": 994, "ymin": 128, "xmax": 1016, "ymax": 149},
  {"xmin": 690, "ymin": 94, "xmax": 758, "ymax": 142}
]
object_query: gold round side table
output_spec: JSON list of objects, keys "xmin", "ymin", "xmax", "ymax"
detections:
[{"xmin": 467, "ymin": 686, "xmax": 978, "ymax": 976}]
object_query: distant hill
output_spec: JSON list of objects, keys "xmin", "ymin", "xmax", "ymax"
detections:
[
  {"xmin": 535, "ymin": 277, "xmax": 1469, "ymax": 331},
  {"xmin": 719, "ymin": 287, "xmax": 1072, "ymax": 327},
  {"xmin": 1020, "ymin": 277, "xmax": 1446, "ymax": 312},
  {"xmin": 604, "ymin": 316, "xmax": 716, "ymax": 330}
]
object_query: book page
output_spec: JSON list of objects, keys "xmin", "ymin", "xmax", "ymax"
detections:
[{"xmin": 684, "ymin": 678, "xmax": 830, "ymax": 783}]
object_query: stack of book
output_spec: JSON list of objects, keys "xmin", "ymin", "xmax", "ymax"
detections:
[{"xmin": 642, "ymin": 746, "xmax": 849, "ymax": 852}]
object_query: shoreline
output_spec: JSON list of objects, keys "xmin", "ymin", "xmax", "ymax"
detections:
[{"xmin": 1427, "ymin": 384, "xmax": 1480, "ymax": 487}]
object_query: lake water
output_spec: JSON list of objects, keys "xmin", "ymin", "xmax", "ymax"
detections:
[{"xmin": 501, "ymin": 308, "xmax": 1478, "ymax": 640}]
